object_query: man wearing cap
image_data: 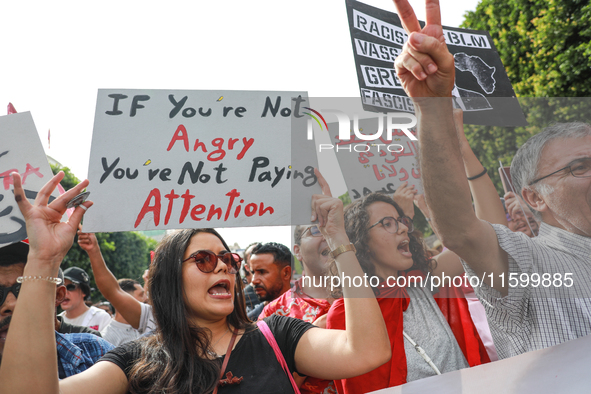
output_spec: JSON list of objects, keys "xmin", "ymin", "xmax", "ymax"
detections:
[
  {"xmin": 59, "ymin": 266, "xmax": 112, "ymax": 332},
  {"xmin": 0, "ymin": 242, "xmax": 114, "ymax": 377}
]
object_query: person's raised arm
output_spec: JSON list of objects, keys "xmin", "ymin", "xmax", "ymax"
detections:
[
  {"xmin": 0, "ymin": 172, "xmax": 90, "ymax": 392},
  {"xmin": 392, "ymin": 181, "xmax": 417, "ymax": 219},
  {"xmin": 293, "ymin": 170, "xmax": 390, "ymax": 379},
  {"xmin": 454, "ymin": 109, "xmax": 507, "ymax": 226},
  {"xmin": 78, "ymin": 231, "xmax": 143, "ymax": 328},
  {"xmin": 393, "ymin": 0, "xmax": 508, "ymax": 293}
]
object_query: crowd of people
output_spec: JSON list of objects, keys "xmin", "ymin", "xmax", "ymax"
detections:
[{"xmin": 1, "ymin": 0, "xmax": 591, "ymax": 393}]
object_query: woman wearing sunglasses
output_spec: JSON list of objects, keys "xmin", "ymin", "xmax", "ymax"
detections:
[
  {"xmin": 325, "ymin": 192, "xmax": 487, "ymax": 393},
  {"xmin": 1, "ymin": 170, "xmax": 390, "ymax": 394}
]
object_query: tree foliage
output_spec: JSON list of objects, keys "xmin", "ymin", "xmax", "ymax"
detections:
[
  {"xmin": 460, "ymin": 2, "xmax": 591, "ymax": 193},
  {"xmin": 50, "ymin": 164, "xmax": 157, "ymax": 302},
  {"xmin": 462, "ymin": 0, "xmax": 591, "ymax": 97}
]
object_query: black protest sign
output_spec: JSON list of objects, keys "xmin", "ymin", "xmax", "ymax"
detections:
[{"xmin": 345, "ymin": 0, "xmax": 527, "ymax": 127}]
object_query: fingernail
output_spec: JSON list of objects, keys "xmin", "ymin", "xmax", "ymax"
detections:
[
  {"xmin": 428, "ymin": 64, "xmax": 437, "ymax": 74},
  {"xmin": 413, "ymin": 33, "xmax": 424, "ymax": 44},
  {"xmin": 419, "ymin": 72, "xmax": 427, "ymax": 80}
]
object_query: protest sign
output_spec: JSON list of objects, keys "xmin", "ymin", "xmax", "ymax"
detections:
[
  {"xmin": 327, "ymin": 115, "xmax": 421, "ymax": 200},
  {"xmin": 369, "ymin": 332, "xmax": 591, "ymax": 393},
  {"xmin": 0, "ymin": 112, "xmax": 57, "ymax": 247},
  {"xmin": 84, "ymin": 90, "xmax": 320, "ymax": 233},
  {"xmin": 345, "ymin": 0, "xmax": 527, "ymax": 127},
  {"xmin": 303, "ymin": 97, "xmax": 421, "ymax": 201}
]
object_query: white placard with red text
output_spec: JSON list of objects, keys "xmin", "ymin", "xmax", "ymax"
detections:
[{"xmin": 84, "ymin": 89, "xmax": 320, "ymax": 232}]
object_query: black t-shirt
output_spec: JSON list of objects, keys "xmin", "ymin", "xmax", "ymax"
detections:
[{"xmin": 100, "ymin": 315, "xmax": 315, "ymax": 393}]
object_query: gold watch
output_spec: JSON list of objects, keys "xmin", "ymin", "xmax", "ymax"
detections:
[{"xmin": 329, "ymin": 243, "xmax": 356, "ymax": 259}]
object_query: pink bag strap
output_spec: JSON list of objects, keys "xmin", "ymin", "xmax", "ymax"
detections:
[{"xmin": 257, "ymin": 320, "xmax": 302, "ymax": 394}]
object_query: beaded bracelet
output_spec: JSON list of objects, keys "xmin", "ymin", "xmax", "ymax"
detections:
[{"xmin": 17, "ymin": 276, "xmax": 63, "ymax": 285}]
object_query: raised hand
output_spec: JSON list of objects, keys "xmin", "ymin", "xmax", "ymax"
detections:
[
  {"xmin": 12, "ymin": 171, "xmax": 92, "ymax": 267},
  {"xmin": 310, "ymin": 169, "xmax": 347, "ymax": 247},
  {"xmin": 503, "ymin": 191, "xmax": 528, "ymax": 219},
  {"xmin": 393, "ymin": 181, "xmax": 417, "ymax": 218},
  {"xmin": 78, "ymin": 229, "xmax": 99, "ymax": 254},
  {"xmin": 392, "ymin": 0, "xmax": 455, "ymax": 98}
]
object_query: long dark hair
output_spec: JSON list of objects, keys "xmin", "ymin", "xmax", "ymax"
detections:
[
  {"xmin": 341, "ymin": 193, "xmax": 434, "ymax": 288},
  {"xmin": 128, "ymin": 229, "xmax": 251, "ymax": 394}
]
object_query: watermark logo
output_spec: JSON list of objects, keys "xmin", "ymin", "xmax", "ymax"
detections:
[
  {"xmin": 303, "ymin": 107, "xmax": 329, "ymax": 140},
  {"xmin": 305, "ymin": 108, "xmax": 417, "ymax": 153}
]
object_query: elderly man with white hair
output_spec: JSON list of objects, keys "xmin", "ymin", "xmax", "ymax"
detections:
[{"xmin": 392, "ymin": 0, "xmax": 591, "ymax": 359}]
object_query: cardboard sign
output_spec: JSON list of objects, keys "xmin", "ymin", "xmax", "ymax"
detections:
[
  {"xmin": 369, "ymin": 332, "xmax": 591, "ymax": 393},
  {"xmin": 345, "ymin": 0, "xmax": 527, "ymax": 127},
  {"xmin": 83, "ymin": 90, "xmax": 320, "ymax": 233},
  {"xmin": 0, "ymin": 112, "xmax": 57, "ymax": 247},
  {"xmin": 327, "ymin": 116, "xmax": 422, "ymax": 200}
]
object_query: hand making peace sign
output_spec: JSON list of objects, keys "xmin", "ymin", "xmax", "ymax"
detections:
[{"xmin": 392, "ymin": 0, "xmax": 455, "ymax": 98}]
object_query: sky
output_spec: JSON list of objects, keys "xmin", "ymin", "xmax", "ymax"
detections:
[{"xmin": 0, "ymin": 0, "xmax": 481, "ymax": 249}]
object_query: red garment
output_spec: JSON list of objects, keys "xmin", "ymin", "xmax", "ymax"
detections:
[
  {"xmin": 326, "ymin": 283, "xmax": 410, "ymax": 393},
  {"xmin": 326, "ymin": 273, "xmax": 489, "ymax": 394},
  {"xmin": 434, "ymin": 285, "xmax": 491, "ymax": 367},
  {"xmin": 259, "ymin": 279, "xmax": 335, "ymax": 394},
  {"xmin": 259, "ymin": 279, "xmax": 332, "ymax": 324}
]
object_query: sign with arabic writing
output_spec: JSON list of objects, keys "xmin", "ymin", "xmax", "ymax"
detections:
[{"xmin": 327, "ymin": 116, "xmax": 421, "ymax": 200}]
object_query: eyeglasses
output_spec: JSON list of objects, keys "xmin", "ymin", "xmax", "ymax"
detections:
[
  {"xmin": 529, "ymin": 157, "xmax": 591, "ymax": 186},
  {"xmin": 368, "ymin": 216, "xmax": 414, "ymax": 234},
  {"xmin": 0, "ymin": 283, "xmax": 21, "ymax": 305},
  {"xmin": 302, "ymin": 225, "xmax": 322, "ymax": 238},
  {"xmin": 183, "ymin": 250, "xmax": 242, "ymax": 275},
  {"xmin": 65, "ymin": 283, "xmax": 78, "ymax": 292}
]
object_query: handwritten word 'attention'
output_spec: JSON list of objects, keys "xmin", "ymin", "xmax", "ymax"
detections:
[{"xmin": 134, "ymin": 188, "xmax": 274, "ymax": 227}]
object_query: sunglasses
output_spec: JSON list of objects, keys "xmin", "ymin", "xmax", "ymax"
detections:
[
  {"xmin": 302, "ymin": 225, "xmax": 322, "ymax": 238},
  {"xmin": 65, "ymin": 283, "xmax": 79, "ymax": 292},
  {"xmin": 0, "ymin": 282, "xmax": 21, "ymax": 306},
  {"xmin": 183, "ymin": 250, "xmax": 242, "ymax": 275}
]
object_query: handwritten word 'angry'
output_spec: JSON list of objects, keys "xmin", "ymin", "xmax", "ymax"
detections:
[
  {"xmin": 167, "ymin": 125, "xmax": 255, "ymax": 161},
  {"xmin": 134, "ymin": 188, "xmax": 274, "ymax": 227}
]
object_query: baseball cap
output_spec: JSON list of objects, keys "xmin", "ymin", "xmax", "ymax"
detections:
[
  {"xmin": 0, "ymin": 241, "xmax": 30, "ymax": 264},
  {"xmin": 63, "ymin": 267, "xmax": 90, "ymax": 285}
]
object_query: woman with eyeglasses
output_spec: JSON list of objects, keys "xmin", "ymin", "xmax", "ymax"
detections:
[
  {"xmin": 1, "ymin": 170, "xmax": 391, "ymax": 394},
  {"xmin": 325, "ymin": 192, "xmax": 488, "ymax": 393}
]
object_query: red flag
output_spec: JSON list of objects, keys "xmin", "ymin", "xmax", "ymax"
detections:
[{"xmin": 7, "ymin": 103, "xmax": 17, "ymax": 114}]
